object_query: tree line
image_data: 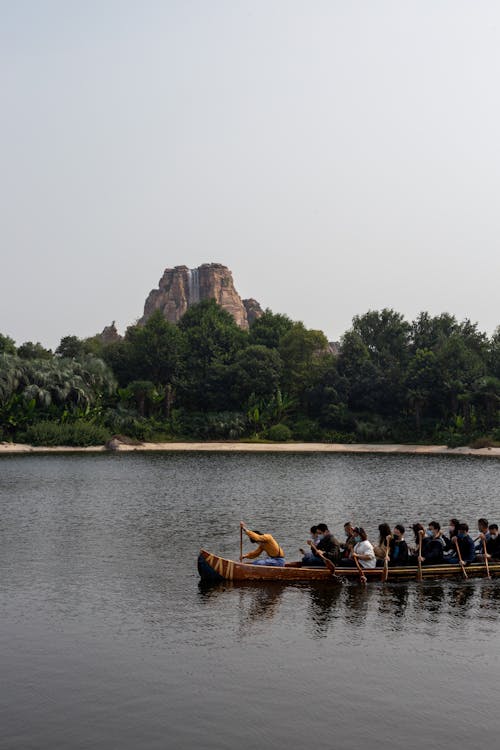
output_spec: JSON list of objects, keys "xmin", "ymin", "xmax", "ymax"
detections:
[{"xmin": 1, "ymin": 300, "xmax": 499, "ymax": 446}]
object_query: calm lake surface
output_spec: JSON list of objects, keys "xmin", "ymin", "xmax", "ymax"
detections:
[{"xmin": 1, "ymin": 452, "xmax": 499, "ymax": 750}]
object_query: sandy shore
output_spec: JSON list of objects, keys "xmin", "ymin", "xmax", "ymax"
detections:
[{"xmin": 1, "ymin": 441, "xmax": 500, "ymax": 457}]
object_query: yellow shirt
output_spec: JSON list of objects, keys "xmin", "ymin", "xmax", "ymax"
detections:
[{"xmin": 244, "ymin": 529, "xmax": 284, "ymax": 559}]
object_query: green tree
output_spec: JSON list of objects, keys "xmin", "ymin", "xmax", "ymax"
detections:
[
  {"xmin": 17, "ymin": 341, "xmax": 53, "ymax": 360},
  {"xmin": 0, "ymin": 333, "xmax": 16, "ymax": 355},
  {"xmin": 249, "ymin": 309, "xmax": 294, "ymax": 349},
  {"xmin": 229, "ymin": 345, "xmax": 282, "ymax": 405},
  {"xmin": 178, "ymin": 299, "xmax": 247, "ymax": 410},
  {"xmin": 278, "ymin": 322, "xmax": 329, "ymax": 399}
]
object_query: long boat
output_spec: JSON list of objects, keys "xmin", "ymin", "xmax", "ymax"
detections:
[{"xmin": 198, "ymin": 549, "xmax": 500, "ymax": 583}]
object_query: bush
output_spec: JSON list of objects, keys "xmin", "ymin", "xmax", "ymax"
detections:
[
  {"xmin": 21, "ymin": 420, "xmax": 110, "ymax": 447},
  {"xmin": 290, "ymin": 418, "xmax": 322, "ymax": 441},
  {"xmin": 267, "ymin": 423, "xmax": 292, "ymax": 442}
]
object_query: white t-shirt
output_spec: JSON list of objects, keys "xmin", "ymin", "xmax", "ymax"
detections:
[{"xmin": 354, "ymin": 540, "xmax": 376, "ymax": 569}]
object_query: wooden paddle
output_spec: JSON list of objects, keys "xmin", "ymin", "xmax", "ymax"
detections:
[
  {"xmin": 353, "ymin": 553, "xmax": 367, "ymax": 584},
  {"xmin": 310, "ymin": 541, "xmax": 339, "ymax": 579},
  {"xmin": 382, "ymin": 534, "xmax": 391, "ymax": 582},
  {"xmin": 453, "ymin": 537, "xmax": 468, "ymax": 579},
  {"xmin": 417, "ymin": 529, "xmax": 424, "ymax": 582},
  {"xmin": 240, "ymin": 524, "xmax": 243, "ymax": 562},
  {"xmin": 482, "ymin": 537, "xmax": 491, "ymax": 580}
]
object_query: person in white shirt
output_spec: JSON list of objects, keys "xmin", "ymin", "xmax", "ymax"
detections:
[{"xmin": 340, "ymin": 527, "xmax": 376, "ymax": 569}]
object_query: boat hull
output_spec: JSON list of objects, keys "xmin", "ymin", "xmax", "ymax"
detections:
[{"xmin": 198, "ymin": 549, "xmax": 500, "ymax": 583}]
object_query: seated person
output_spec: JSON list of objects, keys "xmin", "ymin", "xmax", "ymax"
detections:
[
  {"xmin": 302, "ymin": 523, "xmax": 341, "ymax": 566},
  {"xmin": 446, "ymin": 522, "xmax": 475, "ymax": 565},
  {"xmin": 442, "ymin": 518, "xmax": 460, "ymax": 554},
  {"xmin": 373, "ymin": 523, "xmax": 392, "ymax": 560},
  {"xmin": 339, "ymin": 527, "xmax": 376, "ymax": 569},
  {"xmin": 240, "ymin": 521, "xmax": 285, "ymax": 566},
  {"xmin": 475, "ymin": 518, "xmax": 490, "ymax": 553},
  {"xmin": 483, "ymin": 524, "xmax": 500, "ymax": 561},
  {"xmin": 341, "ymin": 521, "xmax": 357, "ymax": 559},
  {"xmin": 418, "ymin": 521, "xmax": 444, "ymax": 565},
  {"xmin": 388, "ymin": 524, "xmax": 409, "ymax": 566}
]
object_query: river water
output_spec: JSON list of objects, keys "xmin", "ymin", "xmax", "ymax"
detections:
[{"xmin": 0, "ymin": 452, "xmax": 499, "ymax": 749}]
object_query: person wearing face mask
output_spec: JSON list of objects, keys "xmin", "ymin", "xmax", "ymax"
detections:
[
  {"xmin": 302, "ymin": 523, "xmax": 341, "ymax": 566},
  {"xmin": 442, "ymin": 518, "xmax": 460, "ymax": 554},
  {"xmin": 475, "ymin": 518, "xmax": 490, "ymax": 553},
  {"xmin": 340, "ymin": 527, "xmax": 376, "ymax": 569},
  {"xmin": 388, "ymin": 524, "xmax": 409, "ymax": 566},
  {"xmin": 418, "ymin": 521, "xmax": 445, "ymax": 565},
  {"xmin": 446, "ymin": 522, "xmax": 475, "ymax": 565},
  {"xmin": 483, "ymin": 524, "xmax": 500, "ymax": 561}
]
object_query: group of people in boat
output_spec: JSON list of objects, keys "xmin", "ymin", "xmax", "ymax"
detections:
[{"xmin": 239, "ymin": 518, "xmax": 500, "ymax": 569}]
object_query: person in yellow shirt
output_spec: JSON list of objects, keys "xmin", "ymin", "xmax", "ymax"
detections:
[{"xmin": 240, "ymin": 521, "xmax": 285, "ymax": 566}]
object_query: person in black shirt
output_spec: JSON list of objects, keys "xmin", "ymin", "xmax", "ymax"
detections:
[{"xmin": 389, "ymin": 524, "xmax": 409, "ymax": 566}]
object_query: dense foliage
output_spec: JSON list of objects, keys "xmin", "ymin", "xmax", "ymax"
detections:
[{"xmin": 1, "ymin": 301, "xmax": 499, "ymax": 446}]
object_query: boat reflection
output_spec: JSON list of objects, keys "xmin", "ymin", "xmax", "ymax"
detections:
[{"xmin": 198, "ymin": 578, "xmax": 500, "ymax": 639}]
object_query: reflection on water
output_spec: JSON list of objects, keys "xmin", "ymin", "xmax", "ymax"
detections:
[{"xmin": 198, "ymin": 576, "xmax": 500, "ymax": 641}]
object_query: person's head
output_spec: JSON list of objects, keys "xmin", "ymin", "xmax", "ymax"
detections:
[
  {"xmin": 412, "ymin": 523, "xmax": 425, "ymax": 543},
  {"xmin": 378, "ymin": 523, "xmax": 391, "ymax": 543},
  {"xmin": 457, "ymin": 523, "xmax": 469, "ymax": 538},
  {"xmin": 489, "ymin": 524, "xmax": 498, "ymax": 539},
  {"xmin": 449, "ymin": 518, "xmax": 460, "ymax": 536},
  {"xmin": 427, "ymin": 521, "xmax": 441, "ymax": 537},
  {"xmin": 317, "ymin": 523, "xmax": 329, "ymax": 534},
  {"xmin": 356, "ymin": 527, "xmax": 368, "ymax": 542},
  {"xmin": 393, "ymin": 524, "xmax": 405, "ymax": 539},
  {"xmin": 310, "ymin": 525, "xmax": 318, "ymax": 536},
  {"xmin": 477, "ymin": 518, "xmax": 489, "ymax": 533},
  {"xmin": 344, "ymin": 522, "xmax": 354, "ymax": 537}
]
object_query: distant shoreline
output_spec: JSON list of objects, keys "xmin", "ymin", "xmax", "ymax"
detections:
[{"xmin": 1, "ymin": 441, "xmax": 500, "ymax": 458}]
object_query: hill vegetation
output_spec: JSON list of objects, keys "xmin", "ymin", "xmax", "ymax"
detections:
[{"xmin": 1, "ymin": 302, "xmax": 499, "ymax": 446}]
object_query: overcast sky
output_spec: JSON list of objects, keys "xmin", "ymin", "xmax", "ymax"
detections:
[{"xmin": 2, "ymin": 0, "xmax": 499, "ymax": 349}]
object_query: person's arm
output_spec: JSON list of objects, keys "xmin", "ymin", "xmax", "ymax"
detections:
[{"xmin": 242, "ymin": 544, "xmax": 264, "ymax": 560}]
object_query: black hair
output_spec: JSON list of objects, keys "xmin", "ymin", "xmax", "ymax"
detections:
[
  {"xmin": 394, "ymin": 524, "xmax": 405, "ymax": 535},
  {"xmin": 478, "ymin": 518, "xmax": 489, "ymax": 528},
  {"xmin": 429, "ymin": 521, "xmax": 441, "ymax": 531},
  {"xmin": 458, "ymin": 523, "xmax": 469, "ymax": 533},
  {"xmin": 317, "ymin": 523, "xmax": 329, "ymax": 533},
  {"xmin": 358, "ymin": 527, "xmax": 368, "ymax": 542},
  {"xmin": 489, "ymin": 524, "xmax": 499, "ymax": 531},
  {"xmin": 310, "ymin": 525, "xmax": 318, "ymax": 535},
  {"xmin": 412, "ymin": 523, "xmax": 425, "ymax": 544},
  {"xmin": 378, "ymin": 523, "xmax": 391, "ymax": 544}
]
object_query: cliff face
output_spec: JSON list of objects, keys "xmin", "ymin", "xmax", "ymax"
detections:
[{"xmin": 140, "ymin": 263, "xmax": 261, "ymax": 330}]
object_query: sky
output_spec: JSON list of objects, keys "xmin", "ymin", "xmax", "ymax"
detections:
[{"xmin": 2, "ymin": 0, "xmax": 500, "ymax": 350}]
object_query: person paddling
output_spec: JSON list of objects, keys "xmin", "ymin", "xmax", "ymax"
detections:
[{"xmin": 240, "ymin": 522, "xmax": 285, "ymax": 567}]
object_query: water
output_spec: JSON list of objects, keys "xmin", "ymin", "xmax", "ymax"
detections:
[{"xmin": 0, "ymin": 452, "xmax": 499, "ymax": 749}]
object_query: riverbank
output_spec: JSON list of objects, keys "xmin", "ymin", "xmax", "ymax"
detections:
[{"xmin": 2, "ymin": 441, "xmax": 500, "ymax": 457}]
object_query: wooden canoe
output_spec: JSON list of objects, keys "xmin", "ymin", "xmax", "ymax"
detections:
[{"xmin": 198, "ymin": 549, "xmax": 500, "ymax": 583}]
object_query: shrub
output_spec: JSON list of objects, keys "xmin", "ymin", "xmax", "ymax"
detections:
[
  {"xmin": 21, "ymin": 420, "xmax": 110, "ymax": 447},
  {"xmin": 267, "ymin": 423, "xmax": 292, "ymax": 442}
]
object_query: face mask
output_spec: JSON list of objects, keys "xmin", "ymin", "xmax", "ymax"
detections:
[
  {"xmin": 316, "ymin": 534, "xmax": 324, "ymax": 541},
  {"xmin": 354, "ymin": 536, "xmax": 361, "ymax": 543},
  {"xmin": 490, "ymin": 534, "xmax": 497, "ymax": 539},
  {"xmin": 458, "ymin": 533, "xmax": 465, "ymax": 539},
  {"xmin": 426, "ymin": 529, "xmax": 433, "ymax": 537}
]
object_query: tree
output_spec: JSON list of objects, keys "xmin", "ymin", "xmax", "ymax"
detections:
[
  {"xmin": 249, "ymin": 309, "xmax": 294, "ymax": 349},
  {"xmin": 178, "ymin": 299, "xmax": 247, "ymax": 410},
  {"xmin": 229, "ymin": 345, "xmax": 282, "ymax": 405},
  {"xmin": 0, "ymin": 333, "xmax": 16, "ymax": 355},
  {"xmin": 278, "ymin": 322, "xmax": 329, "ymax": 399},
  {"xmin": 17, "ymin": 341, "xmax": 53, "ymax": 360}
]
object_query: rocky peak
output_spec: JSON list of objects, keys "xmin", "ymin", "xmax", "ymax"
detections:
[{"xmin": 140, "ymin": 263, "xmax": 262, "ymax": 329}]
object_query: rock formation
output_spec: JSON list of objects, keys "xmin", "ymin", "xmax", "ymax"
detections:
[
  {"xmin": 140, "ymin": 263, "xmax": 262, "ymax": 330},
  {"xmin": 97, "ymin": 322, "xmax": 122, "ymax": 344}
]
